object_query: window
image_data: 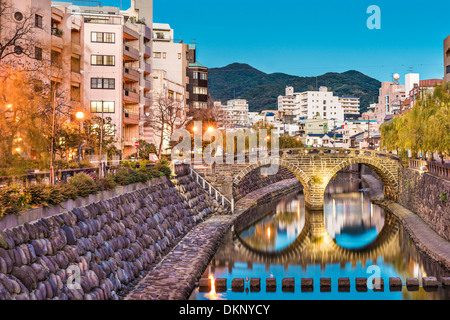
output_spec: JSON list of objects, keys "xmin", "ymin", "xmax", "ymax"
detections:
[
  {"xmin": 91, "ymin": 55, "xmax": 115, "ymax": 66},
  {"xmin": 35, "ymin": 14, "xmax": 43, "ymax": 28},
  {"xmin": 90, "ymin": 101, "xmax": 115, "ymax": 113},
  {"xmin": 14, "ymin": 12, "xmax": 24, "ymax": 22},
  {"xmin": 14, "ymin": 46, "xmax": 23, "ymax": 55},
  {"xmin": 178, "ymin": 53, "xmax": 182, "ymax": 59},
  {"xmin": 163, "ymin": 52, "xmax": 167, "ymax": 59},
  {"xmin": 193, "ymin": 87, "xmax": 207, "ymax": 95},
  {"xmin": 91, "ymin": 78, "xmax": 115, "ymax": 89},
  {"xmin": 153, "ymin": 52, "xmax": 161, "ymax": 59},
  {"xmin": 91, "ymin": 32, "xmax": 115, "ymax": 43},
  {"xmin": 200, "ymin": 73, "xmax": 208, "ymax": 80},
  {"xmin": 193, "ymin": 72, "xmax": 199, "ymax": 80},
  {"xmin": 34, "ymin": 47, "xmax": 42, "ymax": 60},
  {"xmin": 447, "ymin": 65, "xmax": 450, "ymax": 74}
]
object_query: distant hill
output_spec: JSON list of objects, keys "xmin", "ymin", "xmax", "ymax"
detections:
[{"xmin": 208, "ymin": 63, "xmax": 381, "ymax": 114}]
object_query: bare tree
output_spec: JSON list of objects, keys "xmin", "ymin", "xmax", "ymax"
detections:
[
  {"xmin": 151, "ymin": 94, "xmax": 187, "ymax": 158},
  {"xmin": 0, "ymin": 0, "xmax": 39, "ymax": 62}
]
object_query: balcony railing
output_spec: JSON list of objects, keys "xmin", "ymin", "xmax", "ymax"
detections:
[{"xmin": 123, "ymin": 44, "xmax": 139, "ymax": 61}]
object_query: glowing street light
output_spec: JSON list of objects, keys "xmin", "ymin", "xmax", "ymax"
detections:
[
  {"xmin": 207, "ymin": 126, "xmax": 214, "ymax": 132},
  {"xmin": 193, "ymin": 126, "xmax": 198, "ymax": 132},
  {"xmin": 76, "ymin": 111, "xmax": 85, "ymax": 120}
]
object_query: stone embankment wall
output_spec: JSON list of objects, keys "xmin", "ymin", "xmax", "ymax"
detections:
[
  {"xmin": 0, "ymin": 174, "xmax": 220, "ymax": 300},
  {"xmin": 233, "ymin": 165, "xmax": 299, "ymax": 201},
  {"xmin": 397, "ymin": 167, "xmax": 450, "ymax": 241}
]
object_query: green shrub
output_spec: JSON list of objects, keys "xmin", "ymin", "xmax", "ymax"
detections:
[
  {"xmin": 24, "ymin": 184, "xmax": 49, "ymax": 207},
  {"xmin": 68, "ymin": 173, "xmax": 98, "ymax": 197},
  {"xmin": 58, "ymin": 183, "xmax": 79, "ymax": 201},
  {"xmin": 0, "ymin": 186, "xmax": 28, "ymax": 217},
  {"xmin": 155, "ymin": 160, "xmax": 171, "ymax": 177},
  {"xmin": 97, "ymin": 176, "xmax": 117, "ymax": 191}
]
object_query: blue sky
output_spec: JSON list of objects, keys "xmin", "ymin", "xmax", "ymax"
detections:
[{"xmin": 101, "ymin": 0, "xmax": 449, "ymax": 82}]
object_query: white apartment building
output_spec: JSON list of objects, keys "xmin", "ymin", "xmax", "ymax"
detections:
[
  {"xmin": 218, "ymin": 99, "xmax": 250, "ymax": 129},
  {"xmin": 149, "ymin": 69, "xmax": 186, "ymax": 152},
  {"xmin": 278, "ymin": 86, "xmax": 346, "ymax": 127},
  {"xmin": 151, "ymin": 23, "xmax": 189, "ymax": 90},
  {"xmin": 339, "ymin": 96, "xmax": 360, "ymax": 117},
  {"xmin": 70, "ymin": 2, "xmax": 153, "ymax": 158}
]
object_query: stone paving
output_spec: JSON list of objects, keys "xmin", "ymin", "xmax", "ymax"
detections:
[
  {"xmin": 376, "ymin": 199, "xmax": 450, "ymax": 271},
  {"xmin": 125, "ymin": 178, "xmax": 301, "ymax": 300}
]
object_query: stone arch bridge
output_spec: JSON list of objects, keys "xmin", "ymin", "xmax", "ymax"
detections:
[{"xmin": 195, "ymin": 148, "xmax": 402, "ymax": 211}]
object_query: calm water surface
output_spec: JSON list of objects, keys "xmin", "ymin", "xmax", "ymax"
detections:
[{"xmin": 190, "ymin": 173, "xmax": 450, "ymax": 300}]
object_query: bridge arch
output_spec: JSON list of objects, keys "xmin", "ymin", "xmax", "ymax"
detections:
[
  {"xmin": 230, "ymin": 149, "xmax": 400, "ymax": 211},
  {"xmin": 232, "ymin": 158, "xmax": 312, "ymax": 205},
  {"xmin": 322, "ymin": 157, "xmax": 399, "ymax": 202}
]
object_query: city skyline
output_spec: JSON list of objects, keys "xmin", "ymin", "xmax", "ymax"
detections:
[{"xmin": 100, "ymin": 0, "xmax": 450, "ymax": 82}]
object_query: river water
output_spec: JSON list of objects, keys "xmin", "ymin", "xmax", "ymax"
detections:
[{"xmin": 190, "ymin": 173, "xmax": 450, "ymax": 300}]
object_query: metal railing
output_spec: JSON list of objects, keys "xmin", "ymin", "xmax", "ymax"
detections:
[{"xmin": 189, "ymin": 167, "xmax": 234, "ymax": 214}]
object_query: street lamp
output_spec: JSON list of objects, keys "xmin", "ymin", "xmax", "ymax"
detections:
[
  {"xmin": 76, "ymin": 111, "xmax": 85, "ymax": 167},
  {"xmin": 207, "ymin": 126, "xmax": 214, "ymax": 132}
]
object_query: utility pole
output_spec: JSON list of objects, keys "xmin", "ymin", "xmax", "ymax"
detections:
[{"xmin": 49, "ymin": 88, "xmax": 56, "ymax": 185}]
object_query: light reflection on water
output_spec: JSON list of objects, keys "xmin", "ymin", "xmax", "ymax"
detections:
[{"xmin": 190, "ymin": 174, "xmax": 450, "ymax": 300}]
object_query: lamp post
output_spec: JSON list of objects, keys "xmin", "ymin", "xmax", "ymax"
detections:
[
  {"xmin": 98, "ymin": 102, "xmax": 104, "ymax": 178},
  {"xmin": 76, "ymin": 111, "xmax": 85, "ymax": 167}
]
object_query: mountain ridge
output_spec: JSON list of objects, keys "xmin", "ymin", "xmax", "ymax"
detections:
[{"xmin": 208, "ymin": 63, "xmax": 381, "ymax": 113}]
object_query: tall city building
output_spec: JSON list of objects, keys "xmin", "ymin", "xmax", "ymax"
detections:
[
  {"xmin": 217, "ymin": 99, "xmax": 250, "ymax": 129},
  {"xmin": 187, "ymin": 44, "xmax": 210, "ymax": 111},
  {"xmin": 278, "ymin": 86, "xmax": 345, "ymax": 127},
  {"xmin": 373, "ymin": 81, "xmax": 406, "ymax": 124},
  {"xmin": 445, "ymin": 35, "xmax": 450, "ymax": 82},
  {"xmin": 338, "ymin": 96, "xmax": 360, "ymax": 118},
  {"xmin": 0, "ymin": 1, "xmax": 85, "ymax": 116}
]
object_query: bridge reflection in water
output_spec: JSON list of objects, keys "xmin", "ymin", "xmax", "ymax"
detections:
[{"xmin": 191, "ymin": 174, "xmax": 450, "ymax": 300}]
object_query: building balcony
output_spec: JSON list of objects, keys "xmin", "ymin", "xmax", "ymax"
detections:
[
  {"xmin": 123, "ymin": 44, "xmax": 139, "ymax": 61},
  {"xmin": 143, "ymin": 80, "xmax": 151, "ymax": 91},
  {"xmin": 123, "ymin": 90, "xmax": 139, "ymax": 104},
  {"xmin": 143, "ymin": 97, "xmax": 151, "ymax": 107},
  {"xmin": 123, "ymin": 111, "xmax": 140, "ymax": 125},
  {"xmin": 144, "ymin": 45, "xmax": 151, "ymax": 58},
  {"xmin": 51, "ymin": 34, "xmax": 63, "ymax": 49},
  {"xmin": 143, "ymin": 63, "xmax": 151, "ymax": 74},
  {"xmin": 123, "ymin": 67, "xmax": 140, "ymax": 82},
  {"xmin": 71, "ymin": 42, "xmax": 81, "ymax": 56},
  {"xmin": 123, "ymin": 25, "xmax": 139, "ymax": 40},
  {"xmin": 71, "ymin": 71, "xmax": 82, "ymax": 84},
  {"xmin": 144, "ymin": 26, "xmax": 152, "ymax": 40},
  {"xmin": 51, "ymin": 7, "xmax": 64, "ymax": 22}
]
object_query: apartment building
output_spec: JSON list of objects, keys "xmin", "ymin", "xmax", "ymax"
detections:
[
  {"xmin": 217, "ymin": 99, "xmax": 250, "ymax": 129},
  {"xmin": 152, "ymin": 23, "xmax": 189, "ymax": 89},
  {"xmin": 187, "ymin": 44, "xmax": 210, "ymax": 111},
  {"xmin": 338, "ymin": 96, "xmax": 360, "ymax": 118},
  {"xmin": 1, "ymin": 0, "xmax": 153, "ymax": 159},
  {"xmin": 278, "ymin": 86, "xmax": 345, "ymax": 128},
  {"xmin": 52, "ymin": 1, "xmax": 153, "ymax": 159},
  {"xmin": 0, "ymin": 1, "xmax": 84, "ymax": 114},
  {"xmin": 373, "ymin": 81, "xmax": 406, "ymax": 124},
  {"xmin": 445, "ymin": 35, "xmax": 450, "ymax": 82}
]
